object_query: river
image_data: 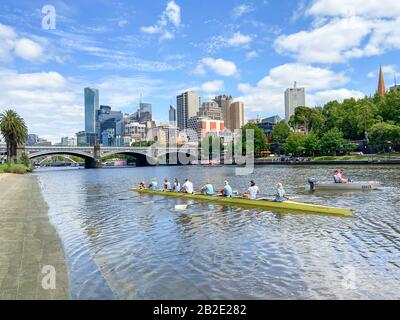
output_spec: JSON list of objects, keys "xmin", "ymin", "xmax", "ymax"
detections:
[{"xmin": 34, "ymin": 165, "xmax": 400, "ymax": 299}]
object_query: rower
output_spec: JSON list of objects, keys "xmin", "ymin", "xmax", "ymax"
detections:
[
  {"xmin": 200, "ymin": 180, "xmax": 214, "ymax": 195},
  {"xmin": 180, "ymin": 179, "xmax": 194, "ymax": 194},
  {"xmin": 333, "ymin": 170, "xmax": 342, "ymax": 183},
  {"xmin": 173, "ymin": 178, "xmax": 181, "ymax": 192},
  {"xmin": 163, "ymin": 178, "xmax": 171, "ymax": 191},
  {"xmin": 138, "ymin": 180, "xmax": 146, "ymax": 190},
  {"xmin": 243, "ymin": 180, "xmax": 260, "ymax": 200},
  {"xmin": 274, "ymin": 182, "xmax": 288, "ymax": 202},
  {"xmin": 220, "ymin": 180, "xmax": 233, "ymax": 197},
  {"xmin": 149, "ymin": 178, "xmax": 159, "ymax": 190}
]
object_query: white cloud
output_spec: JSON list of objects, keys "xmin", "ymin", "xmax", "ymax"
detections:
[
  {"xmin": 14, "ymin": 38, "xmax": 44, "ymax": 62},
  {"xmin": 246, "ymin": 50, "xmax": 259, "ymax": 60},
  {"xmin": 274, "ymin": 0, "xmax": 400, "ymax": 64},
  {"xmin": 232, "ymin": 4, "xmax": 255, "ymax": 18},
  {"xmin": 195, "ymin": 58, "xmax": 238, "ymax": 77},
  {"xmin": 236, "ymin": 63, "xmax": 358, "ymax": 116},
  {"xmin": 226, "ymin": 32, "xmax": 252, "ymax": 47},
  {"xmin": 140, "ymin": 1, "xmax": 182, "ymax": 41},
  {"xmin": 309, "ymin": 89, "xmax": 365, "ymax": 106},
  {"xmin": 165, "ymin": 0, "xmax": 181, "ymax": 26},
  {"xmin": 0, "ymin": 23, "xmax": 47, "ymax": 63},
  {"xmin": 201, "ymin": 80, "xmax": 224, "ymax": 93},
  {"xmin": 307, "ymin": 0, "xmax": 400, "ymax": 18}
]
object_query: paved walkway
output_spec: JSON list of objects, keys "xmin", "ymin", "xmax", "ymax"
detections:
[{"xmin": 0, "ymin": 174, "xmax": 69, "ymax": 299}]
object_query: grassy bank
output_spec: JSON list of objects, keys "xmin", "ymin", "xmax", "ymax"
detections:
[{"xmin": 0, "ymin": 163, "xmax": 32, "ymax": 174}]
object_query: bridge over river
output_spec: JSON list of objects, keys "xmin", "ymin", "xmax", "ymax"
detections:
[{"xmin": 0, "ymin": 145, "xmax": 200, "ymax": 168}]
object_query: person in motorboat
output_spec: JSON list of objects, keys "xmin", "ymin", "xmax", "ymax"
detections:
[
  {"xmin": 173, "ymin": 178, "xmax": 181, "ymax": 192},
  {"xmin": 180, "ymin": 178, "xmax": 194, "ymax": 194},
  {"xmin": 243, "ymin": 180, "xmax": 260, "ymax": 200},
  {"xmin": 333, "ymin": 170, "xmax": 348, "ymax": 184},
  {"xmin": 149, "ymin": 178, "xmax": 159, "ymax": 190},
  {"xmin": 274, "ymin": 182, "xmax": 288, "ymax": 202},
  {"xmin": 163, "ymin": 178, "xmax": 171, "ymax": 191},
  {"xmin": 200, "ymin": 180, "xmax": 215, "ymax": 195},
  {"xmin": 219, "ymin": 180, "xmax": 233, "ymax": 197}
]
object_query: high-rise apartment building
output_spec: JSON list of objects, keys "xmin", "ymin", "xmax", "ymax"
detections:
[
  {"xmin": 177, "ymin": 91, "xmax": 200, "ymax": 130},
  {"xmin": 284, "ymin": 82, "xmax": 305, "ymax": 122},
  {"xmin": 229, "ymin": 101, "xmax": 245, "ymax": 131},
  {"xmin": 84, "ymin": 88, "xmax": 99, "ymax": 134}
]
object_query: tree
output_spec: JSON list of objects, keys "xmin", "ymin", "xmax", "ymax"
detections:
[
  {"xmin": 0, "ymin": 110, "xmax": 28, "ymax": 163},
  {"xmin": 271, "ymin": 121, "xmax": 290, "ymax": 143},
  {"xmin": 241, "ymin": 123, "xmax": 269, "ymax": 155},
  {"xmin": 319, "ymin": 128, "xmax": 346, "ymax": 156},
  {"xmin": 284, "ymin": 133, "xmax": 306, "ymax": 155},
  {"xmin": 20, "ymin": 153, "xmax": 30, "ymax": 167},
  {"xmin": 370, "ymin": 122, "xmax": 400, "ymax": 151},
  {"xmin": 303, "ymin": 133, "xmax": 320, "ymax": 156},
  {"xmin": 289, "ymin": 106, "xmax": 325, "ymax": 135}
]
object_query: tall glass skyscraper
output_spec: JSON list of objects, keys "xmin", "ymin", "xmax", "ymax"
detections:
[
  {"xmin": 139, "ymin": 103, "xmax": 152, "ymax": 123},
  {"xmin": 84, "ymin": 88, "xmax": 99, "ymax": 133}
]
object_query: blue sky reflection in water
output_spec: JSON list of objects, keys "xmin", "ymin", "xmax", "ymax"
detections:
[{"xmin": 35, "ymin": 165, "xmax": 400, "ymax": 299}]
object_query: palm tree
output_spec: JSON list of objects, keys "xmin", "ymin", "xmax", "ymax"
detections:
[{"xmin": 0, "ymin": 110, "xmax": 28, "ymax": 163}]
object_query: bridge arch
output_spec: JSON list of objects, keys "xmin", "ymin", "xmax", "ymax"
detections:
[
  {"xmin": 28, "ymin": 150, "xmax": 95, "ymax": 161},
  {"xmin": 100, "ymin": 150, "xmax": 158, "ymax": 166}
]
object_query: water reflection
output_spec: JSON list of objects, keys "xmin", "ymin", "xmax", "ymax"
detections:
[{"xmin": 35, "ymin": 165, "xmax": 400, "ymax": 299}]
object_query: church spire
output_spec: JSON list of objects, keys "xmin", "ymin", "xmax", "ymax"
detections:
[{"xmin": 377, "ymin": 65, "xmax": 386, "ymax": 97}]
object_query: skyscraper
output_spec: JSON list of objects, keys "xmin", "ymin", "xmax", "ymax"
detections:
[
  {"xmin": 198, "ymin": 101, "xmax": 222, "ymax": 120},
  {"xmin": 169, "ymin": 105, "xmax": 177, "ymax": 124},
  {"xmin": 377, "ymin": 65, "xmax": 386, "ymax": 97},
  {"xmin": 139, "ymin": 103, "xmax": 152, "ymax": 123},
  {"xmin": 84, "ymin": 88, "xmax": 99, "ymax": 133},
  {"xmin": 285, "ymin": 82, "xmax": 305, "ymax": 122},
  {"xmin": 177, "ymin": 91, "xmax": 200, "ymax": 130},
  {"xmin": 229, "ymin": 101, "xmax": 245, "ymax": 131},
  {"xmin": 214, "ymin": 95, "xmax": 233, "ymax": 128}
]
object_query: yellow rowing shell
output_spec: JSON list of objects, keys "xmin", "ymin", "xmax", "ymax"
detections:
[{"xmin": 129, "ymin": 188, "xmax": 353, "ymax": 216}]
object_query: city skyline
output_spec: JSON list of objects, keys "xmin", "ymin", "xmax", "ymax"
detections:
[{"xmin": 1, "ymin": 0, "xmax": 400, "ymax": 142}]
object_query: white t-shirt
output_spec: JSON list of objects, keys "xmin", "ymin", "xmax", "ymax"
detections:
[
  {"xmin": 247, "ymin": 186, "xmax": 259, "ymax": 200},
  {"xmin": 182, "ymin": 181, "xmax": 194, "ymax": 194}
]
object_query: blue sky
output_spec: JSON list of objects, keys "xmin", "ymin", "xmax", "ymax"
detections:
[{"xmin": 1, "ymin": 0, "xmax": 400, "ymax": 142}]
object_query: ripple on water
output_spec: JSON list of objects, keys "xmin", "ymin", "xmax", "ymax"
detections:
[{"xmin": 35, "ymin": 165, "xmax": 400, "ymax": 299}]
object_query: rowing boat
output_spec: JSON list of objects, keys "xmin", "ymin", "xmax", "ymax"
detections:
[{"xmin": 129, "ymin": 188, "xmax": 353, "ymax": 216}]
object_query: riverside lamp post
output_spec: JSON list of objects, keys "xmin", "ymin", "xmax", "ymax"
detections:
[{"xmin": 387, "ymin": 141, "xmax": 392, "ymax": 160}]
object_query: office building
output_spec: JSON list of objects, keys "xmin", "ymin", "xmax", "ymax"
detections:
[
  {"xmin": 124, "ymin": 122, "xmax": 146, "ymax": 142},
  {"xmin": 26, "ymin": 134, "xmax": 39, "ymax": 146},
  {"xmin": 177, "ymin": 91, "xmax": 201, "ymax": 130},
  {"xmin": 214, "ymin": 95, "xmax": 233, "ymax": 128},
  {"xmin": 284, "ymin": 82, "xmax": 305, "ymax": 122},
  {"xmin": 84, "ymin": 88, "xmax": 99, "ymax": 134},
  {"xmin": 76, "ymin": 131, "xmax": 98, "ymax": 147},
  {"xmin": 258, "ymin": 115, "xmax": 281, "ymax": 136},
  {"xmin": 187, "ymin": 116, "xmax": 225, "ymax": 141},
  {"xmin": 148, "ymin": 125, "xmax": 179, "ymax": 145},
  {"xmin": 229, "ymin": 101, "xmax": 245, "ymax": 131},
  {"xmin": 198, "ymin": 101, "xmax": 222, "ymax": 120},
  {"xmin": 169, "ymin": 105, "xmax": 177, "ymax": 124},
  {"xmin": 139, "ymin": 103, "xmax": 152, "ymax": 123},
  {"xmin": 97, "ymin": 105, "xmax": 123, "ymax": 146},
  {"xmin": 61, "ymin": 137, "xmax": 77, "ymax": 146}
]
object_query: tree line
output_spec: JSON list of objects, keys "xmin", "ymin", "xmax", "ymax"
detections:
[{"xmin": 270, "ymin": 88, "xmax": 400, "ymax": 156}]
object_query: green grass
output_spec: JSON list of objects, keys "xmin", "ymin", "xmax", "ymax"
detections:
[{"xmin": 0, "ymin": 163, "xmax": 32, "ymax": 174}]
